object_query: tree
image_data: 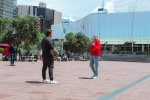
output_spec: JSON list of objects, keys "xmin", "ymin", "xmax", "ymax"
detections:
[
  {"xmin": 2, "ymin": 16, "xmax": 40, "ymax": 51},
  {"xmin": 74, "ymin": 32, "xmax": 91, "ymax": 53},
  {"xmin": 64, "ymin": 32, "xmax": 91, "ymax": 53},
  {"xmin": 0, "ymin": 17, "xmax": 11, "ymax": 41},
  {"xmin": 63, "ymin": 32, "xmax": 76, "ymax": 52}
]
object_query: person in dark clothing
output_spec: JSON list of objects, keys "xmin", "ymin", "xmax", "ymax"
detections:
[
  {"xmin": 41, "ymin": 29, "xmax": 59, "ymax": 84},
  {"xmin": 9, "ymin": 43, "xmax": 17, "ymax": 66},
  {"xmin": 18, "ymin": 49, "xmax": 22, "ymax": 61},
  {"xmin": 66, "ymin": 51, "xmax": 70, "ymax": 60}
]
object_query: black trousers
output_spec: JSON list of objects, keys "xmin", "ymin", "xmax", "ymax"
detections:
[
  {"xmin": 42, "ymin": 59, "xmax": 54, "ymax": 81},
  {"xmin": 10, "ymin": 54, "xmax": 15, "ymax": 65}
]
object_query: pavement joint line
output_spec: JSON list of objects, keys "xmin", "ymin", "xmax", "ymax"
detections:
[{"xmin": 97, "ymin": 74, "xmax": 150, "ymax": 100}]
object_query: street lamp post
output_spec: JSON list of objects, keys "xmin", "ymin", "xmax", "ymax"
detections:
[
  {"xmin": 61, "ymin": 22, "xmax": 66, "ymax": 54},
  {"xmin": 128, "ymin": 1, "xmax": 137, "ymax": 54},
  {"xmin": 104, "ymin": 42, "xmax": 107, "ymax": 54}
]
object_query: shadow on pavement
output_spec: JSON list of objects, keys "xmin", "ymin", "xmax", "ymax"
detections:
[
  {"xmin": 79, "ymin": 77, "xmax": 92, "ymax": 79},
  {"xmin": 4, "ymin": 65, "xmax": 12, "ymax": 66},
  {"xmin": 25, "ymin": 81, "xmax": 43, "ymax": 84}
]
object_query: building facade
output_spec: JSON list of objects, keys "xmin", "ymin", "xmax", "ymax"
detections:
[
  {"xmin": 17, "ymin": 5, "xmax": 37, "ymax": 16},
  {"xmin": 52, "ymin": 11, "xmax": 150, "ymax": 55},
  {"xmin": 17, "ymin": 2, "xmax": 62, "ymax": 32},
  {"xmin": 113, "ymin": 0, "xmax": 150, "ymax": 13},
  {"xmin": 0, "ymin": 0, "xmax": 17, "ymax": 18}
]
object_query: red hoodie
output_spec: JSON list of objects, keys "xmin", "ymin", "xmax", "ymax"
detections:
[{"xmin": 90, "ymin": 40, "xmax": 102, "ymax": 56}]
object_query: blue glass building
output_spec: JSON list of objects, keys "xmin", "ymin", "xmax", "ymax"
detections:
[{"xmin": 52, "ymin": 11, "xmax": 150, "ymax": 54}]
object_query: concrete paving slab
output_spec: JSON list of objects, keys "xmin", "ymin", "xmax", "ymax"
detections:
[{"xmin": 0, "ymin": 60, "xmax": 150, "ymax": 100}]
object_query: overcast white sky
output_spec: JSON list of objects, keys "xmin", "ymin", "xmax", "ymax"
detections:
[
  {"xmin": 17, "ymin": 0, "xmax": 149, "ymax": 20},
  {"xmin": 17, "ymin": 0, "xmax": 107, "ymax": 20}
]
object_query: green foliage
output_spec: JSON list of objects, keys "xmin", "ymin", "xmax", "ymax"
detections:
[
  {"xmin": 23, "ymin": 43, "xmax": 34, "ymax": 51},
  {"xmin": 0, "ymin": 17, "xmax": 12, "ymax": 41},
  {"xmin": 64, "ymin": 32, "xmax": 76, "ymax": 52},
  {"xmin": 64, "ymin": 32, "xmax": 91, "ymax": 53},
  {"xmin": 14, "ymin": 16, "xmax": 40, "ymax": 45},
  {"xmin": 1, "ymin": 16, "xmax": 40, "ymax": 51},
  {"xmin": 74, "ymin": 32, "xmax": 91, "ymax": 53},
  {"xmin": 1, "ymin": 30, "xmax": 15, "ymax": 44},
  {"xmin": 0, "ymin": 17, "xmax": 11, "ymax": 30},
  {"xmin": 0, "ymin": 48, "xmax": 4, "ymax": 53},
  {"xmin": 39, "ymin": 33, "xmax": 45, "ymax": 40}
]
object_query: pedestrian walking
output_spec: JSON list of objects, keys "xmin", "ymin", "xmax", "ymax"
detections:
[
  {"xmin": 89, "ymin": 36, "xmax": 102, "ymax": 79},
  {"xmin": 9, "ymin": 43, "xmax": 17, "ymax": 66},
  {"xmin": 41, "ymin": 29, "xmax": 59, "ymax": 84}
]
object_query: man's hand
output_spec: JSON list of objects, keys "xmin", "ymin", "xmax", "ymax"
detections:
[
  {"xmin": 53, "ymin": 47, "xmax": 59, "ymax": 57},
  {"xmin": 91, "ymin": 43, "xmax": 95, "ymax": 46}
]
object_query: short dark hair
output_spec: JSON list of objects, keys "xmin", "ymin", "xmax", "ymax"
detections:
[{"xmin": 45, "ymin": 29, "xmax": 52, "ymax": 36}]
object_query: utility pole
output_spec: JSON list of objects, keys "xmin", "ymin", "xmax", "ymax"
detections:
[
  {"xmin": 101, "ymin": 0, "xmax": 105, "ymax": 8},
  {"xmin": 130, "ymin": 0, "xmax": 137, "ymax": 54}
]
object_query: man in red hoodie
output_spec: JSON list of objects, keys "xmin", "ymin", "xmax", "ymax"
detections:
[{"xmin": 89, "ymin": 36, "xmax": 102, "ymax": 79}]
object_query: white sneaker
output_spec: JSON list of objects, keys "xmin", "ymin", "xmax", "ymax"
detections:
[
  {"xmin": 92, "ymin": 76, "xmax": 97, "ymax": 79},
  {"xmin": 43, "ymin": 79, "xmax": 50, "ymax": 84},
  {"xmin": 50, "ymin": 80, "xmax": 58, "ymax": 84}
]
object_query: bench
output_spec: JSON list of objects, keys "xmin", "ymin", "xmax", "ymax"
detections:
[{"xmin": 21, "ymin": 56, "xmax": 37, "ymax": 61}]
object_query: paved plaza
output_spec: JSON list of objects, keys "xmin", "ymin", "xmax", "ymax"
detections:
[{"xmin": 0, "ymin": 60, "xmax": 150, "ymax": 100}]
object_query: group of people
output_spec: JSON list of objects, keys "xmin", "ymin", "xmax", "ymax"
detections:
[
  {"xmin": 41, "ymin": 29, "xmax": 102, "ymax": 84},
  {"xmin": 7, "ymin": 29, "xmax": 102, "ymax": 83}
]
